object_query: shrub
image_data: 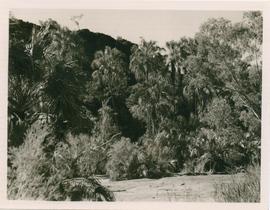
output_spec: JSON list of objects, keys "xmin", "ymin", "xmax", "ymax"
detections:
[
  {"xmin": 185, "ymin": 127, "xmax": 250, "ymax": 174},
  {"xmin": 8, "ymin": 121, "xmax": 53, "ymax": 200},
  {"xmin": 106, "ymin": 137, "xmax": 143, "ymax": 180},
  {"xmin": 54, "ymin": 133, "xmax": 99, "ymax": 178},
  {"xmin": 89, "ymin": 103, "xmax": 120, "ymax": 174},
  {"xmin": 141, "ymin": 132, "xmax": 175, "ymax": 178},
  {"xmin": 214, "ymin": 164, "xmax": 260, "ymax": 202},
  {"xmin": 60, "ymin": 177, "xmax": 115, "ymax": 201},
  {"xmin": 8, "ymin": 121, "xmax": 114, "ymax": 201}
]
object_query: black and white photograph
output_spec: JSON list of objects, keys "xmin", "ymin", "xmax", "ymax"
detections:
[{"xmin": 0, "ymin": 1, "xmax": 270, "ymax": 209}]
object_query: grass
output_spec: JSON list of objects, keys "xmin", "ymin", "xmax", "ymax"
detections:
[{"xmin": 214, "ymin": 164, "xmax": 260, "ymax": 202}]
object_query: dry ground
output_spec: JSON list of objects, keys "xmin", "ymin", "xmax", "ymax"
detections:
[{"xmin": 100, "ymin": 174, "xmax": 243, "ymax": 202}]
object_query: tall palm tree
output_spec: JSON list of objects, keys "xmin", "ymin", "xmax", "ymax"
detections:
[
  {"xmin": 128, "ymin": 39, "xmax": 170, "ymax": 136},
  {"xmin": 90, "ymin": 46, "xmax": 129, "ymax": 105},
  {"xmin": 130, "ymin": 39, "xmax": 165, "ymax": 82}
]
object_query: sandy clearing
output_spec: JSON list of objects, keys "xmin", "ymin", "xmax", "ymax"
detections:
[{"xmin": 100, "ymin": 174, "xmax": 242, "ymax": 202}]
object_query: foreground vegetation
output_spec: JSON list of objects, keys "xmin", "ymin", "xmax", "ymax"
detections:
[
  {"xmin": 214, "ymin": 164, "xmax": 260, "ymax": 202},
  {"xmin": 8, "ymin": 12, "xmax": 262, "ymax": 201}
]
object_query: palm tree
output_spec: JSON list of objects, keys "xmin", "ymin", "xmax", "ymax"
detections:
[
  {"xmin": 27, "ymin": 19, "xmax": 91, "ymax": 139},
  {"xmin": 130, "ymin": 39, "xmax": 165, "ymax": 82},
  {"xmin": 8, "ymin": 76, "xmax": 37, "ymax": 147},
  {"xmin": 60, "ymin": 177, "xmax": 115, "ymax": 201},
  {"xmin": 90, "ymin": 46, "xmax": 129, "ymax": 106},
  {"xmin": 128, "ymin": 39, "xmax": 170, "ymax": 136}
]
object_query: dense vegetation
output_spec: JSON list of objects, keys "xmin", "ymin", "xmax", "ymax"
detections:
[{"xmin": 8, "ymin": 11, "xmax": 262, "ymax": 201}]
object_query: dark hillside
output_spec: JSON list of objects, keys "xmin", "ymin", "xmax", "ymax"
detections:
[
  {"xmin": 77, "ymin": 29, "xmax": 134, "ymax": 63},
  {"xmin": 9, "ymin": 18, "xmax": 135, "ymax": 70}
]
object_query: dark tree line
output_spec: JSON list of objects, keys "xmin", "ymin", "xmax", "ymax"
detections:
[{"xmin": 8, "ymin": 12, "xmax": 262, "ymax": 200}]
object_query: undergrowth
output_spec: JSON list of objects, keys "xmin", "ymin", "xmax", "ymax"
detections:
[{"xmin": 214, "ymin": 164, "xmax": 260, "ymax": 202}]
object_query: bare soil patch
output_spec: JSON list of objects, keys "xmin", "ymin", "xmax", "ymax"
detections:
[{"xmin": 100, "ymin": 174, "xmax": 243, "ymax": 201}]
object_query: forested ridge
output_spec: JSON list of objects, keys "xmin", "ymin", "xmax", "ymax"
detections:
[{"xmin": 8, "ymin": 12, "xmax": 262, "ymax": 201}]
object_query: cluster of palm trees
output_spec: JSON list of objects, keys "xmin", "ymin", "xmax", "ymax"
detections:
[{"xmin": 8, "ymin": 11, "xmax": 262, "ymax": 200}]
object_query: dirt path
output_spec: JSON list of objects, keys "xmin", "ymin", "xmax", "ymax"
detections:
[{"xmin": 100, "ymin": 174, "xmax": 240, "ymax": 201}]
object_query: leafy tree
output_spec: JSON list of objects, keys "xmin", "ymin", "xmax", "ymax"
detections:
[
  {"xmin": 192, "ymin": 14, "xmax": 261, "ymax": 121},
  {"xmin": 183, "ymin": 12, "xmax": 262, "ymax": 171}
]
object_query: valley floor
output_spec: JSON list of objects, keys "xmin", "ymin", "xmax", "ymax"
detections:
[{"xmin": 100, "ymin": 174, "xmax": 244, "ymax": 202}]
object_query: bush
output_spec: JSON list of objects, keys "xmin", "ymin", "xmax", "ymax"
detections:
[
  {"xmin": 8, "ymin": 121, "xmax": 114, "ymax": 201},
  {"xmin": 141, "ymin": 132, "xmax": 175, "ymax": 178},
  {"xmin": 185, "ymin": 127, "xmax": 251, "ymax": 174},
  {"xmin": 54, "ymin": 133, "xmax": 102, "ymax": 178},
  {"xmin": 106, "ymin": 137, "xmax": 144, "ymax": 180},
  {"xmin": 8, "ymin": 121, "xmax": 53, "ymax": 200},
  {"xmin": 214, "ymin": 164, "xmax": 260, "ymax": 202}
]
